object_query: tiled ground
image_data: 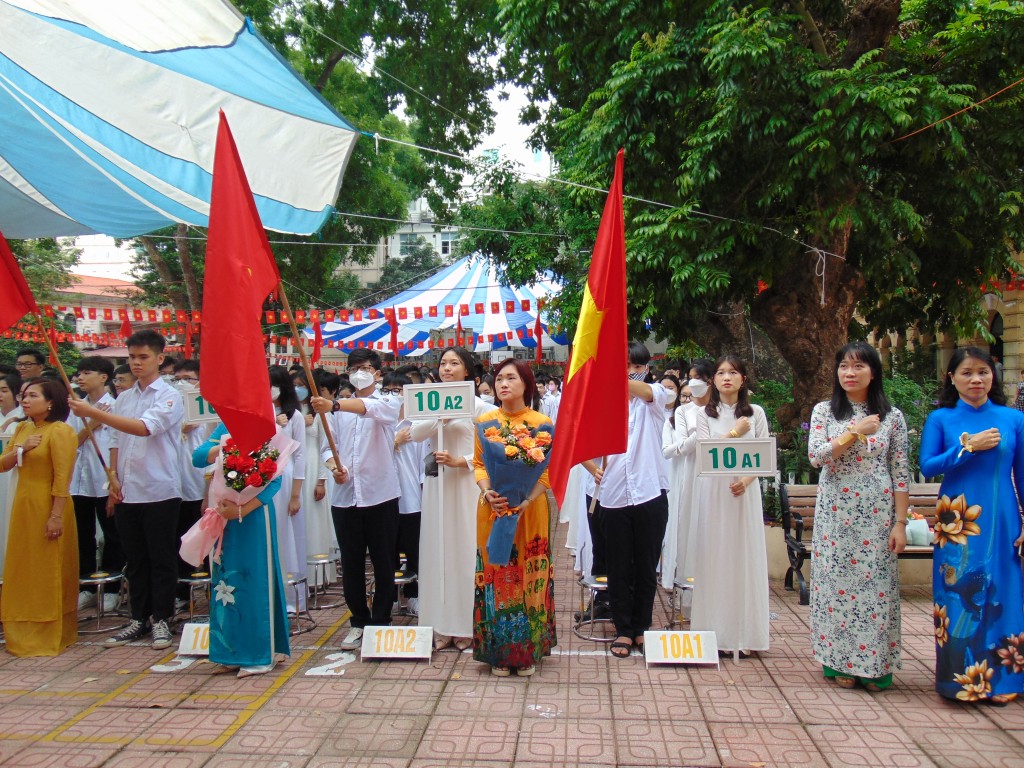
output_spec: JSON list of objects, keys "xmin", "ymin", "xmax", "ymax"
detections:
[{"xmin": 1, "ymin": 513, "xmax": 1022, "ymax": 768}]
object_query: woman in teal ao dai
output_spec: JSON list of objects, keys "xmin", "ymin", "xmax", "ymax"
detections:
[
  {"xmin": 193, "ymin": 424, "xmax": 290, "ymax": 675},
  {"xmin": 920, "ymin": 347, "xmax": 1024, "ymax": 704}
]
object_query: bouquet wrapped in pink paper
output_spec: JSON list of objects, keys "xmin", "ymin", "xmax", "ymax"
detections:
[{"xmin": 180, "ymin": 429, "xmax": 300, "ymax": 567}]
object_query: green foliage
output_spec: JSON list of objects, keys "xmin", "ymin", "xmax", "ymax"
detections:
[
  {"xmin": 883, "ymin": 372, "xmax": 938, "ymax": 478},
  {"xmin": 749, "ymin": 378, "xmax": 792, "ymax": 437}
]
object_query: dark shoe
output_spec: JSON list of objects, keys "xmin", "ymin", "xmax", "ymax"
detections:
[
  {"xmin": 104, "ymin": 619, "xmax": 150, "ymax": 647},
  {"xmin": 610, "ymin": 638, "xmax": 632, "ymax": 658},
  {"xmin": 573, "ymin": 600, "xmax": 611, "ymax": 622}
]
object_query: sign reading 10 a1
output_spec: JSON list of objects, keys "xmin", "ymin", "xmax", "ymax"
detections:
[
  {"xmin": 404, "ymin": 381, "xmax": 477, "ymax": 420},
  {"xmin": 697, "ymin": 437, "xmax": 777, "ymax": 477}
]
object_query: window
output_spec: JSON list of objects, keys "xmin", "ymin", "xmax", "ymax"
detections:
[
  {"xmin": 398, "ymin": 234, "xmax": 418, "ymax": 256},
  {"xmin": 440, "ymin": 232, "xmax": 459, "ymax": 256}
]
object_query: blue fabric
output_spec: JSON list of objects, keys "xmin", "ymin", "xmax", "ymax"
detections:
[
  {"xmin": 192, "ymin": 424, "xmax": 290, "ymax": 667},
  {"xmin": 920, "ymin": 400, "xmax": 1024, "ymax": 701}
]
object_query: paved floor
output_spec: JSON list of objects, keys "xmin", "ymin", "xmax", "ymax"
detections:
[{"xmin": 1, "ymin": 521, "xmax": 1022, "ymax": 768}]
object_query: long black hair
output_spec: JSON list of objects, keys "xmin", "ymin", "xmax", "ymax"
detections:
[
  {"xmin": 706, "ymin": 355, "xmax": 754, "ymax": 419},
  {"xmin": 687, "ymin": 358, "xmax": 716, "ymax": 382},
  {"xmin": 830, "ymin": 342, "xmax": 891, "ymax": 420},
  {"xmin": 440, "ymin": 347, "xmax": 477, "ymax": 393},
  {"xmin": 660, "ymin": 373, "xmax": 681, "ymax": 411},
  {"xmin": 938, "ymin": 346, "xmax": 1007, "ymax": 407},
  {"xmin": 268, "ymin": 365, "xmax": 300, "ymax": 420}
]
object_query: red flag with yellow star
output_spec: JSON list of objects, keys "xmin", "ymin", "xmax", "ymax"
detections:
[{"xmin": 548, "ymin": 149, "xmax": 628, "ymax": 506}]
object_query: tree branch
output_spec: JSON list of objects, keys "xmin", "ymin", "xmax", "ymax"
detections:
[
  {"xmin": 175, "ymin": 223, "xmax": 201, "ymax": 310},
  {"xmin": 139, "ymin": 236, "xmax": 188, "ymax": 310},
  {"xmin": 793, "ymin": 0, "xmax": 828, "ymax": 58},
  {"xmin": 314, "ymin": 49, "xmax": 345, "ymax": 92}
]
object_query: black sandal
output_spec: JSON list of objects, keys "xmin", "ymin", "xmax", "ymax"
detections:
[{"xmin": 610, "ymin": 637, "xmax": 632, "ymax": 658}]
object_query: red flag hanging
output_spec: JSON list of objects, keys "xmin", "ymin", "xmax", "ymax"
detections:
[
  {"xmin": 0, "ymin": 230, "xmax": 41, "ymax": 332},
  {"xmin": 389, "ymin": 306, "xmax": 399, "ymax": 355},
  {"xmin": 456, "ymin": 313, "xmax": 463, "ymax": 346},
  {"xmin": 200, "ymin": 111, "xmax": 281, "ymax": 455},
  {"xmin": 311, "ymin": 320, "xmax": 323, "ymax": 364},
  {"xmin": 184, "ymin": 322, "xmax": 194, "ymax": 360},
  {"xmin": 534, "ymin": 303, "xmax": 543, "ymax": 365},
  {"xmin": 548, "ymin": 149, "xmax": 629, "ymax": 507},
  {"xmin": 119, "ymin": 314, "xmax": 133, "ymax": 339}
]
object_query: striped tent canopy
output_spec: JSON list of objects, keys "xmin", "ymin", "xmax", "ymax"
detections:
[
  {"xmin": 309, "ymin": 256, "xmax": 567, "ymax": 357},
  {"xmin": 0, "ymin": 0, "xmax": 357, "ymax": 238}
]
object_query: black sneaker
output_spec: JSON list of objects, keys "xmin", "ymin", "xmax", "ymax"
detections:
[
  {"xmin": 574, "ymin": 600, "xmax": 611, "ymax": 622},
  {"xmin": 104, "ymin": 618, "xmax": 150, "ymax": 647}
]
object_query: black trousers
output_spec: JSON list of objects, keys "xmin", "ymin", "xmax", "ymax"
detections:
[
  {"xmin": 585, "ymin": 495, "xmax": 609, "ymax": 606},
  {"xmin": 331, "ymin": 498, "xmax": 400, "ymax": 628},
  {"xmin": 396, "ymin": 511, "xmax": 421, "ymax": 598},
  {"xmin": 602, "ymin": 491, "xmax": 669, "ymax": 638},
  {"xmin": 115, "ymin": 498, "xmax": 180, "ymax": 623},
  {"xmin": 175, "ymin": 499, "xmax": 204, "ymax": 599},
  {"xmin": 72, "ymin": 494, "xmax": 125, "ymax": 585}
]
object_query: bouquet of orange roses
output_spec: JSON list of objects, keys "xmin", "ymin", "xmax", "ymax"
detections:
[{"xmin": 477, "ymin": 417, "xmax": 554, "ymax": 566}]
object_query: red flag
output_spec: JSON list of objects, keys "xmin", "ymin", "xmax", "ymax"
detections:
[
  {"xmin": 200, "ymin": 111, "xmax": 281, "ymax": 455},
  {"xmin": 119, "ymin": 315, "xmax": 133, "ymax": 339},
  {"xmin": 456, "ymin": 314, "xmax": 463, "ymax": 346},
  {"xmin": 311, "ymin": 320, "xmax": 322, "ymax": 364},
  {"xmin": 548, "ymin": 149, "xmax": 629, "ymax": 507},
  {"xmin": 0, "ymin": 230, "xmax": 40, "ymax": 331},
  {"xmin": 534, "ymin": 304, "xmax": 543, "ymax": 365},
  {"xmin": 389, "ymin": 306, "xmax": 399, "ymax": 356},
  {"xmin": 184, "ymin": 322, "xmax": 194, "ymax": 360}
]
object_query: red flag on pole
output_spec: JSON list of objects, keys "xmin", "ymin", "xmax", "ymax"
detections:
[
  {"xmin": 200, "ymin": 111, "xmax": 281, "ymax": 455},
  {"xmin": 184, "ymin": 322, "xmax": 194, "ymax": 359},
  {"xmin": 119, "ymin": 314, "xmax": 133, "ymax": 339},
  {"xmin": 534, "ymin": 304, "xmax": 543, "ymax": 365},
  {"xmin": 0, "ymin": 230, "xmax": 40, "ymax": 331},
  {"xmin": 311, "ymin": 319, "xmax": 322, "ymax": 364},
  {"xmin": 547, "ymin": 149, "xmax": 629, "ymax": 506},
  {"xmin": 389, "ymin": 306, "xmax": 399, "ymax": 356},
  {"xmin": 456, "ymin": 314, "xmax": 463, "ymax": 346}
]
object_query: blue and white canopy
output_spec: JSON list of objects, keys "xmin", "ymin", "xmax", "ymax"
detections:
[
  {"xmin": 0, "ymin": 0, "xmax": 358, "ymax": 238},
  {"xmin": 310, "ymin": 256, "xmax": 567, "ymax": 357}
]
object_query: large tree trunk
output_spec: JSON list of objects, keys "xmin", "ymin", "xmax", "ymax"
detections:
[
  {"xmin": 751, "ymin": 232, "xmax": 864, "ymax": 430},
  {"xmin": 139, "ymin": 236, "xmax": 188, "ymax": 311},
  {"xmin": 690, "ymin": 300, "xmax": 792, "ymax": 385},
  {"xmin": 175, "ymin": 223, "xmax": 202, "ymax": 311}
]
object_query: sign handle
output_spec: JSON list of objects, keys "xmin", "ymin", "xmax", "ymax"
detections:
[{"xmin": 437, "ymin": 422, "xmax": 445, "ymax": 603}]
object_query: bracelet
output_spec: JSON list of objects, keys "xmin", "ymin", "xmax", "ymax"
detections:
[
  {"xmin": 728, "ymin": 429, "xmax": 739, "ymax": 438},
  {"xmin": 894, "ymin": 519, "xmax": 908, "ymax": 526},
  {"xmin": 957, "ymin": 432, "xmax": 974, "ymax": 458},
  {"xmin": 237, "ymin": 504, "xmax": 243, "ymax": 522},
  {"xmin": 837, "ymin": 430, "xmax": 856, "ymax": 447}
]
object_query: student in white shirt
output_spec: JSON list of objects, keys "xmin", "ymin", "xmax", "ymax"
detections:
[
  {"xmin": 312, "ymin": 349, "xmax": 401, "ymax": 651},
  {"xmin": 68, "ymin": 330, "xmax": 184, "ymax": 650},
  {"xmin": 386, "ymin": 373, "xmax": 430, "ymax": 615},
  {"xmin": 67, "ymin": 356, "xmax": 121, "ymax": 613},
  {"xmin": 599, "ymin": 341, "xmax": 670, "ymax": 659}
]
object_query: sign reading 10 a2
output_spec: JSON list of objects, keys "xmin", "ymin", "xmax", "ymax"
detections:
[
  {"xmin": 697, "ymin": 437, "xmax": 777, "ymax": 477},
  {"xmin": 404, "ymin": 381, "xmax": 477, "ymax": 420}
]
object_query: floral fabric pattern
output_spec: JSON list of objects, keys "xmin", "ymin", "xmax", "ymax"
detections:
[
  {"xmin": 807, "ymin": 401, "xmax": 910, "ymax": 679},
  {"xmin": 920, "ymin": 399, "xmax": 1024, "ymax": 701}
]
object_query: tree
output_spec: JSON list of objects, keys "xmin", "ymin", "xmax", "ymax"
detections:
[{"xmin": 492, "ymin": 0, "xmax": 1024, "ymax": 425}]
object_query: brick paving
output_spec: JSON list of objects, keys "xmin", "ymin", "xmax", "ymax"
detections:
[{"xmin": 1, "ymin": 515, "xmax": 1022, "ymax": 767}]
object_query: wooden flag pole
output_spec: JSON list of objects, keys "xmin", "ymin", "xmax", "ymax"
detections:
[
  {"xmin": 276, "ymin": 282, "xmax": 342, "ymax": 469},
  {"xmin": 32, "ymin": 312, "xmax": 116, "ymax": 483}
]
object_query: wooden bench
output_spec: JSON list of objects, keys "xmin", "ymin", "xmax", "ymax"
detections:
[{"xmin": 780, "ymin": 482, "xmax": 941, "ymax": 605}]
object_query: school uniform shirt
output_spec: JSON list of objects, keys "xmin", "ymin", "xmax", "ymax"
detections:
[
  {"xmin": 108, "ymin": 377, "xmax": 185, "ymax": 503},
  {"xmin": 178, "ymin": 421, "xmax": 214, "ymax": 503},
  {"xmin": 393, "ymin": 417, "xmax": 430, "ymax": 514},
  {"xmin": 598, "ymin": 382, "xmax": 670, "ymax": 509},
  {"xmin": 321, "ymin": 393, "xmax": 401, "ymax": 508},
  {"xmin": 68, "ymin": 392, "xmax": 115, "ymax": 497}
]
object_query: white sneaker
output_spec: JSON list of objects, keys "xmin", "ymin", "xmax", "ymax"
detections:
[
  {"xmin": 102, "ymin": 593, "xmax": 120, "ymax": 613},
  {"xmin": 151, "ymin": 619, "xmax": 173, "ymax": 650},
  {"xmin": 78, "ymin": 591, "xmax": 97, "ymax": 610},
  {"xmin": 406, "ymin": 597, "xmax": 420, "ymax": 616},
  {"xmin": 340, "ymin": 627, "xmax": 364, "ymax": 651}
]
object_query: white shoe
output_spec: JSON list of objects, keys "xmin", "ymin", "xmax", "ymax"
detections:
[
  {"xmin": 151, "ymin": 619, "xmax": 173, "ymax": 650},
  {"xmin": 340, "ymin": 627, "xmax": 364, "ymax": 651},
  {"xmin": 237, "ymin": 659, "xmax": 279, "ymax": 678},
  {"xmin": 406, "ymin": 597, "xmax": 420, "ymax": 616},
  {"xmin": 78, "ymin": 591, "xmax": 97, "ymax": 610},
  {"xmin": 102, "ymin": 593, "xmax": 120, "ymax": 613}
]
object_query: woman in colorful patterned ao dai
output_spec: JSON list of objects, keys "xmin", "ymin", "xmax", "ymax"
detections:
[
  {"xmin": 808, "ymin": 342, "xmax": 910, "ymax": 691},
  {"xmin": 920, "ymin": 347, "xmax": 1024, "ymax": 705},
  {"xmin": 473, "ymin": 358, "xmax": 555, "ymax": 677}
]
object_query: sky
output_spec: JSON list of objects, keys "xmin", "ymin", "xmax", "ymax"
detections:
[{"xmin": 72, "ymin": 86, "xmax": 548, "ymax": 284}]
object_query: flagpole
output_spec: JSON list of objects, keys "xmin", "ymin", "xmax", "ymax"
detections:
[
  {"xmin": 276, "ymin": 281, "xmax": 342, "ymax": 469},
  {"xmin": 32, "ymin": 312, "xmax": 115, "ymax": 482}
]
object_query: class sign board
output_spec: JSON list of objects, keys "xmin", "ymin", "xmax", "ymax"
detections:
[
  {"xmin": 697, "ymin": 437, "xmax": 777, "ymax": 477},
  {"xmin": 360, "ymin": 625, "xmax": 433, "ymax": 661},
  {"xmin": 403, "ymin": 381, "xmax": 476, "ymax": 421},
  {"xmin": 177, "ymin": 622, "xmax": 210, "ymax": 656},
  {"xmin": 643, "ymin": 630, "xmax": 718, "ymax": 666},
  {"xmin": 181, "ymin": 385, "xmax": 220, "ymax": 425}
]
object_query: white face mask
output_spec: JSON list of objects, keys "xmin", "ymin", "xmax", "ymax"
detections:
[
  {"xmin": 270, "ymin": 386, "xmax": 281, "ymax": 401},
  {"xmin": 480, "ymin": 394, "xmax": 495, "ymax": 404},
  {"xmin": 349, "ymin": 369, "xmax": 375, "ymax": 391},
  {"xmin": 687, "ymin": 379, "xmax": 709, "ymax": 398}
]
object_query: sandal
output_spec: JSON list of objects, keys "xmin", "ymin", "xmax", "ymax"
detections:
[
  {"xmin": 453, "ymin": 637, "xmax": 473, "ymax": 652},
  {"xmin": 833, "ymin": 675, "xmax": 857, "ymax": 689},
  {"xmin": 610, "ymin": 637, "xmax": 632, "ymax": 659},
  {"xmin": 633, "ymin": 636, "xmax": 645, "ymax": 653},
  {"xmin": 516, "ymin": 665, "xmax": 536, "ymax": 677},
  {"xmin": 490, "ymin": 665, "xmax": 511, "ymax": 677}
]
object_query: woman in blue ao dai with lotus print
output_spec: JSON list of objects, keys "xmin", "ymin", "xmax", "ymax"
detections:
[{"xmin": 920, "ymin": 347, "xmax": 1024, "ymax": 704}]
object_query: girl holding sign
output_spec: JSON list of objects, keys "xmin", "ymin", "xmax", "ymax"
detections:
[
  {"xmin": 410, "ymin": 348, "xmax": 492, "ymax": 651},
  {"xmin": 691, "ymin": 355, "xmax": 770, "ymax": 658}
]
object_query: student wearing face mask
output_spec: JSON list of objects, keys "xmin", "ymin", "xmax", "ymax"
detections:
[
  {"xmin": 477, "ymin": 374, "xmax": 496, "ymax": 406},
  {"xmin": 312, "ymin": 349, "xmax": 401, "ymax": 651},
  {"xmin": 302, "ymin": 370, "xmax": 338, "ymax": 586},
  {"xmin": 409, "ymin": 348, "xmax": 492, "ymax": 651},
  {"xmin": 268, "ymin": 365, "xmax": 306, "ymax": 610},
  {"xmin": 661, "ymin": 360, "xmax": 715, "ymax": 591}
]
